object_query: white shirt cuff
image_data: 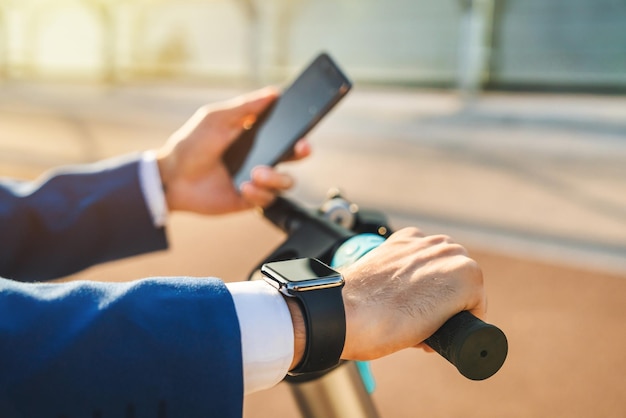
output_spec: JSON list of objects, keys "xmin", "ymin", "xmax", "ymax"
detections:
[
  {"xmin": 226, "ymin": 280, "xmax": 293, "ymax": 395},
  {"xmin": 138, "ymin": 151, "xmax": 169, "ymax": 227}
]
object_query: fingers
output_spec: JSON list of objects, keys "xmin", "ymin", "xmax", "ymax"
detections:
[
  {"xmin": 239, "ymin": 183, "xmax": 275, "ymax": 208},
  {"xmin": 387, "ymin": 228, "xmax": 469, "ymax": 259},
  {"xmin": 250, "ymin": 166, "xmax": 294, "ymax": 190},
  {"xmin": 389, "ymin": 226, "xmax": 426, "ymax": 239},
  {"xmin": 239, "ymin": 166, "xmax": 296, "ymax": 208},
  {"xmin": 285, "ymin": 138, "xmax": 312, "ymax": 162},
  {"xmin": 383, "ymin": 226, "xmax": 486, "ymax": 317}
]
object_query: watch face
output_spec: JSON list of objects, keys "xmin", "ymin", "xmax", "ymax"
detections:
[{"xmin": 261, "ymin": 258, "xmax": 343, "ymax": 292}]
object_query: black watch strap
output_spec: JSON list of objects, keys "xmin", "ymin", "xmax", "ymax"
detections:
[{"xmin": 289, "ymin": 286, "xmax": 346, "ymax": 375}]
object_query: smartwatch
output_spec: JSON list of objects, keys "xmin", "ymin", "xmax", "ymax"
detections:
[{"xmin": 261, "ymin": 258, "xmax": 346, "ymax": 375}]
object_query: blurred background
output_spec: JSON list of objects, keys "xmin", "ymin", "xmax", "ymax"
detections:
[
  {"xmin": 1, "ymin": 0, "xmax": 625, "ymax": 89},
  {"xmin": 1, "ymin": 0, "xmax": 625, "ymax": 417}
]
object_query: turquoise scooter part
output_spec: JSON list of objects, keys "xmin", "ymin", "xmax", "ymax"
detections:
[
  {"xmin": 331, "ymin": 233, "xmax": 386, "ymax": 395},
  {"xmin": 331, "ymin": 233, "xmax": 386, "ymax": 269}
]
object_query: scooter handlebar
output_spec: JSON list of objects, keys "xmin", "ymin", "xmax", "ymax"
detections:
[{"xmin": 425, "ymin": 311, "xmax": 508, "ymax": 380}]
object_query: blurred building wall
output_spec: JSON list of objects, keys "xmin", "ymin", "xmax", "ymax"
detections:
[
  {"xmin": 0, "ymin": 0, "xmax": 624, "ymax": 91},
  {"xmin": 491, "ymin": 0, "xmax": 626, "ymax": 91}
]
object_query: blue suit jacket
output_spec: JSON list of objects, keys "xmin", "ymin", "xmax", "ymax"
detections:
[{"xmin": 0, "ymin": 156, "xmax": 244, "ymax": 417}]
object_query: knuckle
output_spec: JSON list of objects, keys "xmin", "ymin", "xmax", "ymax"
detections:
[
  {"xmin": 462, "ymin": 257, "xmax": 484, "ymax": 286},
  {"xmin": 427, "ymin": 234, "xmax": 452, "ymax": 245},
  {"xmin": 398, "ymin": 226, "xmax": 423, "ymax": 238},
  {"xmin": 427, "ymin": 235, "xmax": 468, "ymax": 256},
  {"xmin": 197, "ymin": 104, "xmax": 212, "ymax": 117}
]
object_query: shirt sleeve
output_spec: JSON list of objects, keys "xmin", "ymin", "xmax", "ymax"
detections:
[
  {"xmin": 138, "ymin": 151, "xmax": 169, "ymax": 228},
  {"xmin": 226, "ymin": 280, "xmax": 294, "ymax": 395}
]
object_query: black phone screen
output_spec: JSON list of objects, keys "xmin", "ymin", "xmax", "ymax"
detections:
[{"xmin": 223, "ymin": 53, "xmax": 352, "ymax": 188}]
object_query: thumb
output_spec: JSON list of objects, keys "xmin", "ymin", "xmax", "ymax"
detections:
[
  {"xmin": 213, "ymin": 86, "xmax": 280, "ymax": 153},
  {"xmin": 226, "ymin": 86, "xmax": 280, "ymax": 124}
]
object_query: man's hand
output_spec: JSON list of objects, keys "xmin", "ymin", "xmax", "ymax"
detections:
[
  {"xmin": 156, "ymin": 88, "xmax": 311, "ymax": 215},
  {"xmin": 288, "ymin": 227, "xmax": 486, "ymax": 369},
  {"xmin": 339, "ymin": 227, "xmax": 486, "ymax": 361}
]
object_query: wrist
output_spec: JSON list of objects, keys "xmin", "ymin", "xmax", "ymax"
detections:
[
  {"xmin": 262, "ymin": 258, "xmax": 345, "ymax": 375},
  {"xmin": 284, "ymin": 297, "xmax": 306, "ymax": 371}
]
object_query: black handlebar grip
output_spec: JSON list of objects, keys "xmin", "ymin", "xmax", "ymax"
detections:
[{"xmin": 424, "ymin": 311, "xmax": 508, "ymax": 380}]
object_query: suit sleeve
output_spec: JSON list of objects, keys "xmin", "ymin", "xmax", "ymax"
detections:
[
  {"xmin": 0, "ymin": 276, "xmax": 244, "ymax": 418},
  {"xmin": 0, "ymin": 154, "xmax": 168, "ymax": 282}
]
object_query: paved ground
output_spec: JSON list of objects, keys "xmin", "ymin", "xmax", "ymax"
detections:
[{"xmin": 1, "ymin": 81, "xmax": 625, "ymax": 417}]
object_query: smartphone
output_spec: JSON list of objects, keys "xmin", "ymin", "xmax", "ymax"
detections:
[{"xmin": 223, "ymin": 52, "xmax": 352, "ymax": 188}]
